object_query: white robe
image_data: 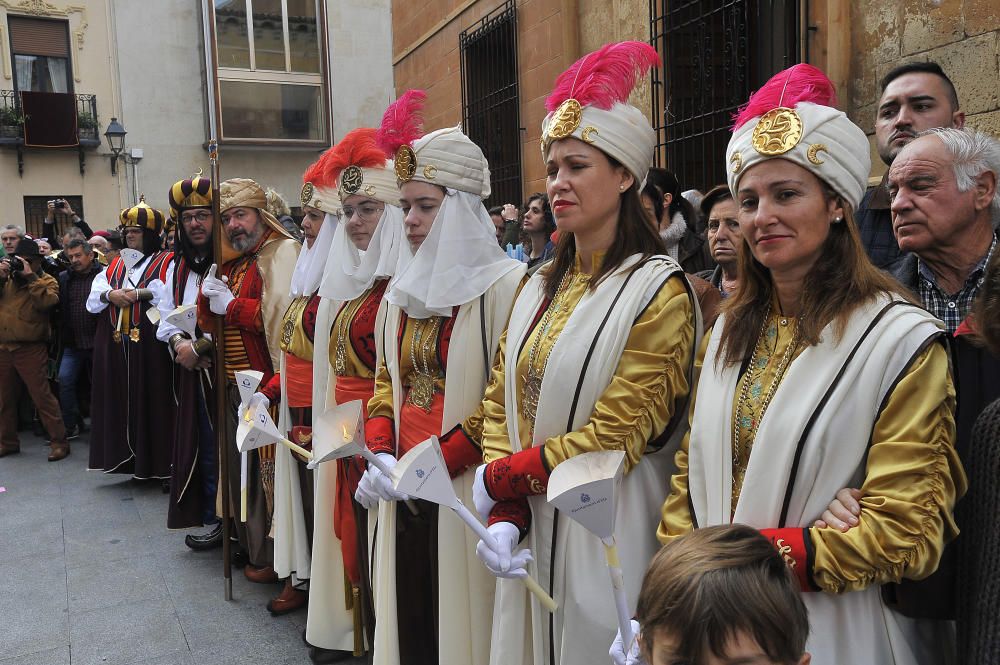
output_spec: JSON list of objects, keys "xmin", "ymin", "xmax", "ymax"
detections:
[
  {"xmin": 304, "ymin": 295, "xmax": 360, "ymax": 652},
  {"xmin": 370, "ymin": 265, "xmax": 525, "ymax": 665},
  {"xmin": 490, "ymin": 256, "xmax": 697, "ymax": 665},
  {"xmin": 688, "ymin": 295, "xmax": 950, "ymax": 665}
]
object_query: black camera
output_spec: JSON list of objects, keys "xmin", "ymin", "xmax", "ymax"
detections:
[
  {"xmin": 47, "ymin": 199, "xmax": 68, "ymax": 210},
  {"xmin": 5, "ymin": 256, "xmax": 23, "ymax": 273}
]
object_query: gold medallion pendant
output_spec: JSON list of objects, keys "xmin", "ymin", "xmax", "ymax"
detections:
[
  {"xmin": 521, "ymin": 373, "xmax": 542, "ymax": 423},
  {"xmin": 113, "ymin": 330, "xmax": 123, "ymax": 344},
  {"xmin": 334, "ymin": 340, "xmax": 348, "ymax": 377},
  {"xmin": 408, "ymin": 373, "xmax": 435, "ymax": 412},
  {"xmin": 129, "ymin": 328, "xmax": 140, "ymax": 343}
]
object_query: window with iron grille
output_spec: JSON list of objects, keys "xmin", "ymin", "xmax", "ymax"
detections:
[
  {"xmin": 649, "ymin": 0, "xmax": 802, "ymax": 193},
  {"xmin": 460, "ymin": 0, "xmax": 521, "ymax": 209},
  {"xmin": 22, "ymin": 196, "xmax": 85, "ymax": 241}
]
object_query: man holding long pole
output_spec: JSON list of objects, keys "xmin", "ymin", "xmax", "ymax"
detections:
[{"xmin": 199, "ymin": 176, "xmax": 298, "ymax": 588}]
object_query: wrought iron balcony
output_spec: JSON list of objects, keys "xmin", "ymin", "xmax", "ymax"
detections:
[{"xmin": 0, "ymin": 90, "xmax": 101, "ymax": 174}]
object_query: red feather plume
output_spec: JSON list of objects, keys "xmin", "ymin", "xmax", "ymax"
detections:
[
  {"xmin": 303, "ymin": 148, "xmax": 336, "ymax": 188},
  {"xmin": 545, "ymin": 41, "xmax": 660, "ymax": 112},
  {"xmin": 733, "ymin": 63, "xmax": 838, "ymax": 130},
  {"xmin": 321, "ymin": 128, "xmax": 389, "ymax": 185},
  {"xmin": 376, "ymin": 89, "xmax": 427, "ymax": 158}
]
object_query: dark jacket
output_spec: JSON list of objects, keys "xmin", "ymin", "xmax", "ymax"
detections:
[
  {"xmin": 58, "ymin": 262, "xmax": 101, "ymax": 349},
  {"xmin": 857, "ymin": 175, "xmax": 904, "ymax": 268},
  {"xmin": 677, "ymin": 226, "xmax": 713, "ymax": 274}
]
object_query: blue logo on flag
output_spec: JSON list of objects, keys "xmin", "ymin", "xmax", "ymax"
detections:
[
  {"xmin": 416, "ymin": 469, "xmax": 425, "ymax": 479},
  {"xmin": 581, "ymin": 493, "xmax": 591, "ymax": 503}
]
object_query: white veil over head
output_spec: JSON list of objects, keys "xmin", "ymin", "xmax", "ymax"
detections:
[
  {"xmin": 290, "ymin": 212, "xmax": 337, "ymax": 297},
  {"xmin": 386, "ymin": 188, "xmax": 522, "ymax": 319},
  {"xmin": 319, "ymin": 205, "xmax": 404, "ymax": 302}
]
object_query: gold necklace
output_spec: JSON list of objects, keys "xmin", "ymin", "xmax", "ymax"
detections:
[
  {"xmin": 407, "ymin": 316, "xmax": 442, "ymax": 412},
  {"xmin": 521, "ymin": 269, "xmax": 575, "ymax": 425},
  {"xmin": 731, "ymin": 304, "xmax": 800, "ymax": 513},
  {"xmin": 280, "ymin": 296, "xmax": 310, "ymax": 350},
  {"xmin": 333, "ymin": 293, "xmax": 365, "ymax": 376}
]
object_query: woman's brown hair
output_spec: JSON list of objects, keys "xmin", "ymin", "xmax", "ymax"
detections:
[
  {"xmin": 635, "ymin": 525, "xmax": 809, "ymax": 665},
  {"xmin": 542, "ymin": 153, "xmax": 666, "ymax": 299},
  {"xmin": 718, "ymin": 180, "xmax": 907, "ymax": 367}
]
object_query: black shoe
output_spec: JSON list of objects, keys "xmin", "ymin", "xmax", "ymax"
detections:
[
  {"xmin": 230, "ymin": 543, "xmax": 249, "ymax": 569},
  {"xmin": 185, "ymin": 523, "xmax": 223, "ymax": 551},
  {"xmin": 310, "ymin": 646, "xmax": 354, "ymax": 664},
  {"xmin": 65, "ymin": 425, "xmax": 80, "ymax": 440}
]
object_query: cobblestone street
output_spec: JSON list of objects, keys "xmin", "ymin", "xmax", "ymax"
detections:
[{"xmin": 0, "ymin": 430, "xmax": 365, "ymax": 665}]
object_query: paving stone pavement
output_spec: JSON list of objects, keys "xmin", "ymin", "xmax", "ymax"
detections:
[{"xmin": 0, "ymin": 429, "xmax": 368, "ymax": 665}]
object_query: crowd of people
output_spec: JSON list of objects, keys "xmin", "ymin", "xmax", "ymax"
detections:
[{"xmin": 1, "ymin": 43, "xmax": 999, "ymax": 665}]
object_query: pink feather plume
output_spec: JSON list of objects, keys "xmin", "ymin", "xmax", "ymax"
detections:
[
  {"xmin": 376, "ymin": 89, "xmax": 427, "ymax": 158},
  {"xmin": 732, "ymin": 63, "xmax": 838, "ymax": 130},
  {"xmin": 545, "ymin": 41, "xmax": 660, "ymax": 112}
]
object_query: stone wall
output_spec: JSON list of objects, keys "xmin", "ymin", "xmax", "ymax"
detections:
[{"xmin": 849, "ymin": 0, "xmax": 1000, "ymax": 177}]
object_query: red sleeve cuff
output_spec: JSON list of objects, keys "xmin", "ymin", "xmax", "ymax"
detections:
[
  {"xmin": 484, "ymin": 446, "xmax": 551, "ymax": 501},
  {"xmin": 488, "ymin": 498, "xmax": 532, "ymax": 542},
  {"xmin": 259, "ymin": 373, "xmax": 281, "ymax": 403},
  {"xmin": 225, "ymin": 297, "xmax": 261, "ymax": 330},
  {"xmin": 365, "ymin": 415, "xmax": 395, "ymax": 456},
  {"xmin": 760, "ymin": 527, "xmax": 818, "ymax": 592},
  {"xmin": 439, "ymin": 424, "xmax": 482, "ymax": 478}
]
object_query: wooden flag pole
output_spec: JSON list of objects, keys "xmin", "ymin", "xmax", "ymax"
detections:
[{"xmin": 208, "ymin": 138, "xmax": 233, "ymax": 601}]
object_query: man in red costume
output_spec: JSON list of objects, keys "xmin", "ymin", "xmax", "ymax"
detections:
[{"xmin": 198, "ymin": 178, "xmax": 298, "ymax": 576}]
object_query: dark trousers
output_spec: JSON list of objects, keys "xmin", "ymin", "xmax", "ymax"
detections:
[
  {"xmin": 0, "ymin": 343, "xmax": 67, "ymax": 448},
  {"xmin": 57, "ymin": 346, "xmax": 91, "ymax": 429}
]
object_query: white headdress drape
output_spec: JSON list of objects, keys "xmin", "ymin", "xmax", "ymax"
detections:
[
  {"xmin": 386, "ymin": 189, "xmax": 522, "ymax": 319},
  {"xmin": 319, "ymin": 205, "xmax": 404, "ymax": 302},
  {"xmin": 289, "ymin": 213, "xmax": 337, "ymax": 297}
]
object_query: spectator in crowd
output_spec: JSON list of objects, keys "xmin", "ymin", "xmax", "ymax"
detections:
[
  {"xmin": 265, "ymin": 186, "xmax": 304, "ymax": 243},
  {"xmin": 612, "ymin": 525, "xmax": 811, "ymax": 665},
  {"xmin": 820, "ymin": 128, "xmax": 1000, "ymax": 647},
  {"xmin": 488, "ymin": 205, "xmax": 506, "ymax": 245},
  {"xmin": 858, "ymin": 61, "xmax": 964, "ymax": 268},
  {"xmin": 642, "ymin": 167, "xmax": 712, "ymax": 273},
  {"xmin": 952, "ymin": 249, "xmax": 1000, "ymax": 663},
  {"xmin": 35, "ymin": 238, "xmax": 52, "ymax": 255},
  {"xmin": 696, "ymin": 184, "xmax": 742, "ymax": 297},
  {"xmin": 163, "ymin": 219, "xmax": 176, "ymax": 252},
  {"xmin": 520, "ymin": 192, "xmax": 556, "ymax": 272},
  {"xmin": 0, "ymin": 238, "xmax": 69, "ymax": 460},
  {"xmin": 1, "ymin": 225, "xmax": 25, "ymax": 256},
  {"xmin": 104, "ymin": 232, "xmax": 123, "ymax": 264},
  {"xmin": 886, "ymin": 128, "xmax": 997, "ymax": 333},
  {"xmin": 57, "ymin": 239, "xmax": 100, "ymax": 439},
  {"xmin": 42, "ymin": 199, "xmax": 93, "ymax": 250}
]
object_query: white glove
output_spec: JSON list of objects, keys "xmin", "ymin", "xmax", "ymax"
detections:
[
  {"xmin": 472, "ymin": 464, "xmax": 497, "ymax": 521},
  {"xmin": 355, "ymin": 470, "xmax": 381, "ymax": 509},
  {"xmin": 609, "ymin": 620, "xmax": 643, "ymax": 665},
  {"xmin": 355, "ymin": 453, "xmax": 410, "ymax": 507},
  {"xmin": 201, "ymin": 264, "xmax": 234, "ymax": 316},
  {"xmin": 238, "ymin": 392, "xmax": 270, "ymax": 422},
  {"xmin": 147, "ymin": 279, "xmax": 167, "ymax": 308},
  {"xmin": 476, "ymin": 521, "xmax": 531, "ymax": 579}
]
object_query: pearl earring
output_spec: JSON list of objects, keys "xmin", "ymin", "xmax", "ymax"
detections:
[{"xmin": 619, "ymin": 185, "xmax": 625, "ymax": 192}]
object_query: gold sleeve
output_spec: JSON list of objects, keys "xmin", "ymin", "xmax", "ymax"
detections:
[
  {"xmin": 366, "ymin": 355, "xmax": 394, "ymax": 421},
  {"xmin": 809, "ymin": 341, "xmax": 967, "ymax": 594},
  {"xmin": 656, "ymin": 329, "xmax": 712, "ymax": 544},
  {"xmin": 541, "ymin": 275, "xmax": 694, "ymax": 472},
  {"xmin": 480, "ymin": 327, "xmax": 512, "ymax": 463}
]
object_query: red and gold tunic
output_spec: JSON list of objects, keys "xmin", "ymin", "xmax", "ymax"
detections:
[
  {"xmin": 105, "ymin": 251, "xmax": 172, "ymax": 343},
  {"xmin": 317, "ymin": 278, "xmax": 387, "ymax": 587}
]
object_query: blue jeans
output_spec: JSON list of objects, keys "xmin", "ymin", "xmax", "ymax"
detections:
[{"xmin": 58, "ymin": 347, "xmax": 91, "ymax": 429}]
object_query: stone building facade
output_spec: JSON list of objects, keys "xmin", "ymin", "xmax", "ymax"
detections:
[
  {"xmin": 0, "ymin": 0, "xmax": 393, "ymax": 235},
  {"xmin": 391, "ymin": 0, "xmax": 1000, "ymax": 202}
]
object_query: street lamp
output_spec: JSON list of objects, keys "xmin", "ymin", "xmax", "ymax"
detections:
[{"xmin": 103, "ymin": 117, "xmax": 127, "ymax": 175}]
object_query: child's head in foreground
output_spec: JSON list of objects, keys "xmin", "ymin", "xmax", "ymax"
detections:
[{"xmin": 635, "ymin": 525, "xmax": 810, "ymax": 665}]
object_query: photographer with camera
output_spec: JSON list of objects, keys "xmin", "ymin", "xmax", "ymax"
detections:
[
  {"xmin": 0, "ymin": 239, "xmax": 69, "ymax": 460},
  {"xmin": 43, "ymin": 199, "xmax": 93, "ymax": 251}
]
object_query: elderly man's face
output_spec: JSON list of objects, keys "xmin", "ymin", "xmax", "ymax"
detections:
[
  {"xmin": 876, "ymin": 73, "xmax": 963, "ymax": 166},
  {"xmin": 88, "ymin": 236, "xmax": 109, "ymax": 253},
  {"xmin": 888, "ymin": 135, "xmax": 987, "ymax": 254},
  {"xmin": 1, "ymin": 231, "xmax": 20, "ymax": 254}
]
